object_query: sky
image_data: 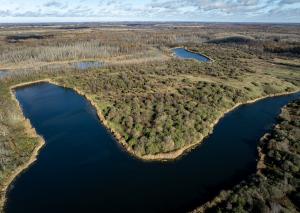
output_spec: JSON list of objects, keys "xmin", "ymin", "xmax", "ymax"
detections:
[{"xmin": 0, "ymin": 0, "xmax": 299, "ymax": 23}]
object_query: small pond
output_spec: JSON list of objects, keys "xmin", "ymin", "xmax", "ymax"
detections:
[
  {"xmin": 71, "ymin": 61, "xmax": 104, "ymax": 70},
  {"xmin": 172, "ymin": 48, "xmax": 210, "ymax": 62}
]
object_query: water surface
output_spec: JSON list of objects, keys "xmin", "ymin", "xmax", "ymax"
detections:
[
  {"xmin": 0, "ymin": 70, "xmax": 9, "ymax": 79},
  {"xmin": 172, "ymin": 48, "xmax": 210, "ymax": 62},
  {"xmin": 71, "ymin": 61, "xmax": 104, "ymax": 70},
  {"xmin": 6, "ymin": 83, "xmax": 300, "ymax": 213}
]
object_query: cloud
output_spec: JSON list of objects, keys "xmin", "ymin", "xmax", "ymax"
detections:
[
  {"xmin": 44, "ymin": 1, "xmax": 60, "ymax": 7},
  {"xmin": 44, "ymin": 1, "xmax": 68, "ymax": 9},
  {"xmin": 0, "ymin": 0, "xmax": 299, "ymax": 22},
  {"xmin": 148, "ymin": 0, "xmax": 271, "ymax": 15},
  {"xmin": 279, "ymin": 0, "xmax": 300, "ymax": 5},
  {"xmin": 0, "ymin": 10, "xmax": 11, "ymax": 17}
]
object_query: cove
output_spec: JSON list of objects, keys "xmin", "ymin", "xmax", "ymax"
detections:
[
  {"xmin": 5, "ymin": 82, "xmax": 300, "ymax": 213},
  {"xmin": 172, "ymin": 48, "xmax": 210, "ymax": 62}
]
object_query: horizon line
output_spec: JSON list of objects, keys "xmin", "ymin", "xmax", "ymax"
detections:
[{"xmin": 1, "ymin": 20, "xmax": 300, "ymax": 25}]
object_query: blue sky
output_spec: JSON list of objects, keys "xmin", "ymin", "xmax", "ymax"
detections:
[{"xmin": 0, "ymin": 0, "xmax": 299, "ymax": 23}]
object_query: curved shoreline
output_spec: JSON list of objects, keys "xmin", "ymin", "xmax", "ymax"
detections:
[
  {"xmin": 0, "ymin": 81, "xmax": 48, "ymax": 209},
  {"xmin": 43, "ymin": 80, "xmax": 300, "ymax": 161},
  {"xmin": 1, "ymin": 79, "xmax": 299, "ymax": 210},
  {"xmin": 8, "ymin": 79, "xmax": 300, "ymax": 161},
  {"xmin": 190, "ymin": 103, "xmax": 293, "ymax": 213},
  {"xmin": 141, "ymin": 90, "xmax": 300, "ymax": 160},
  {"xmin": 170, "ymin": 46, "xmax": 214, "ymax": 62}
]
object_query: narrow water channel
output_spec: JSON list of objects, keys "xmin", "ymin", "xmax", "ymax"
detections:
[{"xmin": 5, "ymin": 83, "xmax": 300, "ymax": 213}]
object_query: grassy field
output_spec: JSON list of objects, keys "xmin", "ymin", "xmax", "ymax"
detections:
[{"xmin": 0, "ymin": 23, "xmax": 299, "ymax": 210}]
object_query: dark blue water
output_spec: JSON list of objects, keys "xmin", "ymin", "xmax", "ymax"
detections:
[
  {"xmin": 71, "ymin": 61, "xmax": 104, "ymax": 70},
  {"xmin": 5, "ymin": 83, "xmax": 300, "ymax": 213},
  {"xmin": 172, "ymin": 48, "xmax": 210, "ymax": 62}
]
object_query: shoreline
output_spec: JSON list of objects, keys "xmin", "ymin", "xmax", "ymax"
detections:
[
  {"xmin": 137, "ymin": 89, "xmax": 300, "ymax": 160},
  {"xmin": 190, "ymin": 104, "xmax": 292, "ymax": 213},
  {"xmin": 7, "ymin": 79, "xmax": 300, "ymax": 161},
  {"xmin": 256, "ymin": 133, "xmax": 271, "ymax": 174},
  {"xmin": 1, "ymin": 79, "xmax": 299, "ymax": 210},
  {"xmin": 0, "ymin": 81, "xmax": 47, "ymax": 209},
  {"xmin": 48, "ymin": 80, "xmax": 300, "ymax": 161}
]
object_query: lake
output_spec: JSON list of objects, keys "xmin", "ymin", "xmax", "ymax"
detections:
[
  {"xmin": 172, "ymin": 48, "xmax": 210, "ymax": 62},
  {"xmin": 5, "ymin": 83, "xmax": 300, "ymax": 213}
]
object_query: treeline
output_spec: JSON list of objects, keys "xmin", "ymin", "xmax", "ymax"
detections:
[
  {"xmin": 0, "ymin": 41, "xmax": 121, "ymax": 64},
  {"xmin": 207, "ymin": 36, "xmax": 255, "ymax": 45},
  {"xmin": 264, "ymin": 42, "xmax": 300, "ymax": 55},
  {"xmin": 206, "ymin": 35, "xmax": 300, "ymax": 57},
  {"xmin": 0, "ymin": 27, "xmax": 209, "ymax": 66},
  {"xmin": 6, "ymin": 34, "xmax": 54, "ymax": 43},
  {"xmin": 1, "ymin": 25, "xmax": 300, "ymax": 68}
]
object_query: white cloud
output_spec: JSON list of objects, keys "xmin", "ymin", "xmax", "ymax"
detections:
[{"xmin": 0, "ymin": 0, "xmax": 299, "ymax": 22}]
